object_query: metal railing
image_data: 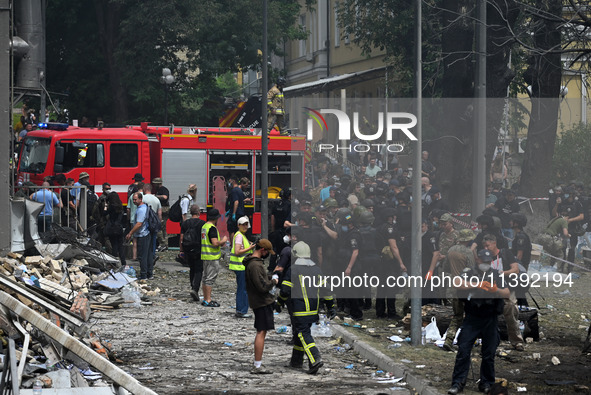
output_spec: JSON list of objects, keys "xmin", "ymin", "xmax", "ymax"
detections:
[{"xmin": 22, "ymin": 185, "xmax": 89, "ymax": 233}]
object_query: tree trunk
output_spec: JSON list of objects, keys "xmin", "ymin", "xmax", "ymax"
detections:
[
  {"xmin": 431, "ymin": 0, "xmax": 475, "ymax": 211},
  {"xmin": 94, "ymin": 0, "xmax": 129, "ymax": 123},
  {"xmin": 485, "ymin": 0, "xmax": 519, "ymax": 175},
  {"xmin": 520, "ymin": 0, "xmax": 562, "ymax": 198}
]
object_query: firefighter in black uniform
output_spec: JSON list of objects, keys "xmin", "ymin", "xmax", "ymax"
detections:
[
  {"xmin": 376, "ymin": 207, "xmax": 406, "ymax": 318},
  {"xmin": 279, "ymin": 241, "xmax": 335, "ymax": 374}
]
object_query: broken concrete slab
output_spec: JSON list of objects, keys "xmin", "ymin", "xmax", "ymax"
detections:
[{"xmin": 0, "ymin": 292, "xmax": 157, "ymax": 395}]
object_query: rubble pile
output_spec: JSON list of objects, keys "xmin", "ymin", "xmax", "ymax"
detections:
[{"xmin": 0, "ymin": 247, "xmax": 159, "ymax": 394}]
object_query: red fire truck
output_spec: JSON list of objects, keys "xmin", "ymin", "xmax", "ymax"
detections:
[{"xmin": 17, "ymin": 122, "xmax": 307, "ymax": 236}]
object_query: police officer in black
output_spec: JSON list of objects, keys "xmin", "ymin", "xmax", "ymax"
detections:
[
  {"xmin": 335, "ymin": 208, "xmax": 363, "ymax": 320},
  {"xmin": 471, "ymin": 214, "xmax": 507, "ymax": 253},
  {"xmin": 395, "ymin": 191, "xmax": 413, "ymax": 275},
  {"xmin": 422, "ymin": 218, "xmax": 440, "ymax": 305},
  {"xmin": 271, "ymin": 188, "xmax": 291, "ymax": 232},
  {"xmin": 447, "ymin": 249, "xmax": 509, "ymax": 395},
  {"xmin": 510, "ymin": 213, "xmax": 532, "ymax": 306},
  {"xmin": 376, "ymin": 208, "xmax": 406, "ymax": 318},
  {"xmin": 553, "ymin": 186, "xmax": 584, "ymax": 272},
  {"xmin": 356, "ymin": 210, "xmax": 380, "ymax": 311}
]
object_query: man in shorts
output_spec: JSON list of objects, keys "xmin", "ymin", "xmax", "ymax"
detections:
[
  {"xmin": 244, "ymin": 239, "xmax": 278, "ymax": 374},
  {"xmin": 200, "ymin": 209, "xmax": 228, "ymax": 307}
]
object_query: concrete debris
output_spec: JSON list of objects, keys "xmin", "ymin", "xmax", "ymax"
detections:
[{"xmin": 0, "ymin": 244, "xmax": 160, "ymax": 394}]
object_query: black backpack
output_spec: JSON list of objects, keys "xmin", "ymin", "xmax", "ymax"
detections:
[
  {"xmin": 146, "ymin": 206, "xmax": 162, "ymax": 234},
  {"xmin": 182, "ymin": 219, "xmax": 204, "ymax": 252},
  {"xmin": 169, "ymin": 194, "xmax": 189, "ymax": 222},
  {"xmin": 86, "ymin": 190, "xmax": 98, "ymax": 219}
]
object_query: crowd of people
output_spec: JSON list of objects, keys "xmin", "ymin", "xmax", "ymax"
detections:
[{"xmin": 15, "ymin": 142, "xmax": 589, "ymax": 393}]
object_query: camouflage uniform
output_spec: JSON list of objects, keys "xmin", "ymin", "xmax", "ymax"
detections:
[
  {"xmin": 443, "ymin": 229, "xmax": 475, "ymax": 350},
  {"xmin": 537, "ymin": 233, "xmax": 565, "ymax": 263},
  {"xmin": 439, "ymin": 229, "xmax": 459, "ymax": 272}
]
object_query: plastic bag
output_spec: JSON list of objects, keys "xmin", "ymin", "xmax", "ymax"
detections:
[
  {"xmin": 425, "ymin": 317, "xmax": 443, "ymax": 342},
  {"xmin": 311, "ymin": 320, "xmax": 333, "ymax": 337},
  {"xmin": 121, "ymin": 285, "xmax": 141, "ymax": 308}
]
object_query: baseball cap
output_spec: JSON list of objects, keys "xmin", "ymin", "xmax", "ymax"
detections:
[
  {"xmin": 152, "ymin": 177, "xmax": 163, "ymax": 184},
  {"xmin": 292, "ymin": 241, "xmax": 311, "ymax": 259},
  {"xmin": 428, "ymin": 186, "xmax": 440, "ymax": 196},
  {"xmin": 477, "ymin": 249, "xmax": 493, "ymax": 262},
  {"xmin": 79, "ymin": 172, "xmax": 90, "ymax": 180},
  {"xmin": 389, "ymin": 179, "xmax": 400, "ymax": 187},
  {"xmin": 132, "ymin": 173, "xmax": 144, "ymax": 181},
  {"xmin": 257, "ymin": 239, "xmax": 276, "ymax": 255},
  {"xmin": 207, "ymin": 208, "xmax": 221, "ymax": 220},
  {"xmin": 439, "ymin": 213, "xmax": 453, "ymax": 222},
  {"xmin": 237, "ymin": 216, "xmax": 250, "ymax": 228}
]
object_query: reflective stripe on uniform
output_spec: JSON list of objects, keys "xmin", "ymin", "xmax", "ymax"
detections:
[
  {"xmin": 229, "ymin": 231, "xmax": 250, "ymax": 271},
  {"xmin": 293, "ymin": 310, "xmax": 318, "ymax": 317},
  {"xmin": 201, "ymin": 222, "xmax": 221, "ymax": 260},
  {"xmin": 298, "ymin": 333, "xmax": 317, "ymax": 364}
]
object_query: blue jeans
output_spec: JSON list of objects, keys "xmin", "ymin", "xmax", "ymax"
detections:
[
  {"xmin": 38, "ymin": 215, "xmax": 53, "ymax": 232},
  {"xmin": 137, "ymin": 235, "xmax": 154, "ymax": 279},
  {"xmin": 151, "ymin": 232, "xmax": 158, "ymax": 256},
  {"xmin": 233, "ymin": 270, "xmax": 249, "ymax": 314}
]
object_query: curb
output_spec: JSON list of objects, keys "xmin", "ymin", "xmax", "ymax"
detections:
[{"xmin": 331, "ymin": 325, "xmax": 443, "ymax": 395}]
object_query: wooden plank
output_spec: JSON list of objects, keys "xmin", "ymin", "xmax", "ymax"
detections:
[{"xmin": 0, "ymin": 274, "xmax": 87, "ymax": 334}]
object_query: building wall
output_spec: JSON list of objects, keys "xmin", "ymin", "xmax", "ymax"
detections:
[{"xmin": 285, "ymin": 0, "xmax": 388, "ymax": 94}]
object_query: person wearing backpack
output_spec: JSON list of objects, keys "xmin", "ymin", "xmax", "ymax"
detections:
[
  {"xmin": 126, "ymin": 192, "xmax": 154, "ymax": 280},
  {"xmin": 182, "ymin": 184, "xmax": 197, "ymax": 222},
  {"xmin": 142, "ymin": 184, "xmax": 162, "ymax": 261},
  {"xmin": 180, "ymin": 204, "xmax": 206, "ymax": 301},
  {"xmin": 200, "ymin": 209, "xmax": 228, "ymax": 307}
]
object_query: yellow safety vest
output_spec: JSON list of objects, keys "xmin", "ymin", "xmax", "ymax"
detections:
[
  {"xmin": 201, "ymin": 222, "xmax": 221, "ymax": 261},
  {"xmin": 229, "ymin": 231, "xmax": 250, "ymax": 271}
]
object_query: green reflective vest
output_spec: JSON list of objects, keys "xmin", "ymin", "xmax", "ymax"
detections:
[
  {"xmin": 229, "ymin": 231, "xmax": 250, "ymax": 271},
  {"xmin": 201, "ymin": 222, "xmax": 221, "ymax": 261}
]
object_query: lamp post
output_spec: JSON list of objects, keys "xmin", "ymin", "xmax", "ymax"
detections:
[{"xmin": 160, "ymin": 68, "xmax": 175, "ymax": 125}]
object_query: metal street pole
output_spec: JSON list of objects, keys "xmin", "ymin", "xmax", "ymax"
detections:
[
  {"xmin": 164, "ymin": 85, "xmax": 168, "ymax": 125},
  {"xmin": 410, "ymin": 0, "xmax": 423, "ymax": 346},
  {"xmin": 260, "ymin": 0, "xmax": 269, "ymax": 238},
  {"xmin": 0, "ymin": 0, "xmax": 11, "ymax": 251},
  {"xmin": 472, "ymin": 0, "xmax": 486, "ymax": 219}
]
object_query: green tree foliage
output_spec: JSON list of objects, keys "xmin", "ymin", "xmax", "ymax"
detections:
[
  {"xmin": 45, "ymin": 0, "xmax": 308, "ymax": 125},
  {"xmin": 552, "ymin": 123, "xmax": 591, "ymax": 186}
]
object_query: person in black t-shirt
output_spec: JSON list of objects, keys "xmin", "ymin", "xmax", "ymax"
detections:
[
  {"xmin": 510, "ymin": 213, "xmax": 531, "ymax": 306},
  {"xmin": 554, "ymin": 187, "xmax": 584, "ymax": 272},
  {"xmin": 227, "ymin": 177, "xmax": 245, "ymax": 237},
  {"xmin": 180, "ymin": 205, "xmax": 206, "ymax": 301},
  {"xmin": 494, "ymin": 189, "xmax": 520, "ymax": 246}
]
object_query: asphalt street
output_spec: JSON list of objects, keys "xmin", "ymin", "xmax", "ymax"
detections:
[{"xmin": 93, "ymin": 260, "xmax": 412, "ymax": 394}]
